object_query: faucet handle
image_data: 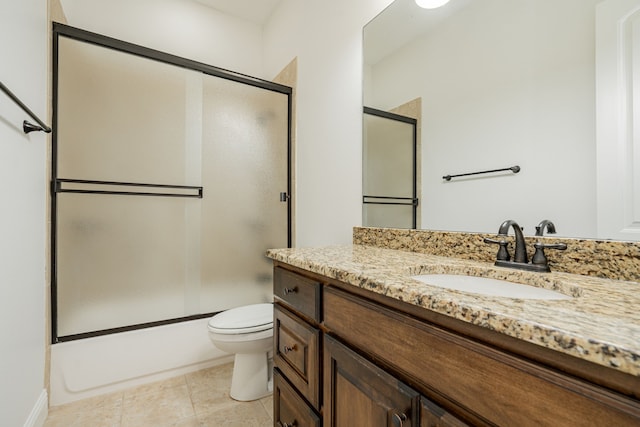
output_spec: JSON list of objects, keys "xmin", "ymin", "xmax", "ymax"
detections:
[
  {"xmin": 483, "ymin": 237, "xmax": 510, "ymax": 261},
  {"xmin": 532, "ymin": 242, "xmax": 567, "ymax": 266}
]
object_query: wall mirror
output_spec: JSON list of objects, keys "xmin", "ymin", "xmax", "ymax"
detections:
[{"xmin": 363, "ymin": 0, "xmax": 640, "ymax": 241}]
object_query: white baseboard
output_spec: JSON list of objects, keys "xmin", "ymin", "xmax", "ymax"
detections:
[
  {"xmin": 50, "ymin": 318, "xmax": 232, "ymax": 406},
  {"xmin": 23, "ymin": 389, "xmax": 48, "ymax": 427}
]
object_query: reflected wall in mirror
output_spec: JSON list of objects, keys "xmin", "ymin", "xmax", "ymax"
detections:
[{"xmin": 364, "ymin": 0, "xmax": 640, "ymax": 240}]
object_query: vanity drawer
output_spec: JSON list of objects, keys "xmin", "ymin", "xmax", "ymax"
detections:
[
  {"xmin": 274, "ymin": 267, "xmax": 322, "ymax": 322},
  {"xmin": 323, "ymin": 286, "xmax": 640, "ymax": 427},
  {"xmin": 274, "ymin": 369, "xmax": 320, "ymax": 427},
  {"xmin": 274, "ymin": 303, "xmax": 321, "ymax": 410}
]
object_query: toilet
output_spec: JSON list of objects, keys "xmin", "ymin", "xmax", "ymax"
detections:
[{"xmin": 207, "ymin": 303, "xmax": 274, "ymax": 401}]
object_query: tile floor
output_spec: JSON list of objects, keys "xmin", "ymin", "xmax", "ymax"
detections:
[{"xmin": 44, "ymin": 363, "xmax": 273, "ymax": 427}]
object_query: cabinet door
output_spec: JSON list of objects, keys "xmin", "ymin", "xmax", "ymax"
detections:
[
  {"xmin": 420, "ymin": 397, "xmax": 470, "ymax": 427},
  {"xmin": 324, "ymin": 335, "xmax": 419, "ymax": 427}
]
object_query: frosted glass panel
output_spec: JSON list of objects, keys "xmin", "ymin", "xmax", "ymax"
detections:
[
  {"xmin": 363, "ymin": 204, "xmax": 414, "ymax": 229},
  {"xmin": 200, "ymin": 77, "xmax": 289, "ymax": 312},
  {"xmin": 56, "ymin": 193, "xmax": 195, "ymax": 336},
  {"xmin": 54, "ymin": 34, "xmax": 290, "ymax": 338},
  {"xmin": 363, "ymin": 114, "xmax": 414, "ymax": 197},
  {"xmin": 57, "ymin": 37, "xmax": 192, "ymax": 185},
  {"xmin": 363, "ymin": 111, "xmax": 416, "ymax": 228}
]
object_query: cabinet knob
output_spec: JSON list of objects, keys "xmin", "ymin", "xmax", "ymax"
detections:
[
  {"xmin": 282, "ymin": 287, "xmax": 297, "ymax": 296},
  {"xmin": 283, "ymin": 344, "xmax": 297, "ymax": 354},
  {"xmin": 392, "ymin": 412, "xmax": 408, "ymax": 427},
  {"xmin": 278, "ymin": 421, "xmax": 297, "ymax": 427}
]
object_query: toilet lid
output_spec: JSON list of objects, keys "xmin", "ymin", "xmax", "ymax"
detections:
[{"xmin": 208, "ymin": 303, "xmax": 273, "ymax": 334}]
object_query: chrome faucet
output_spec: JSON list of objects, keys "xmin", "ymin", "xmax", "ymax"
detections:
[
  {"xmin": 535, "ymin": 220, "xmax": 556, "ymax": 236},
  {"xmin": 497, "ymin": 219, "xmax": 528, "ymax": 263}
]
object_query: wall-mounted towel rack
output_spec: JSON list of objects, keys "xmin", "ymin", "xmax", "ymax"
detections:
[
  {"xmin": 0, "ymin": 80, "xmax": 52, "ymax": 134},
  {"xmin": 54, "ymin": 179, "xmax": 203, "ymax": 198},
  {"xmin": 443, "ymin": 165, "xmax": 520, "ymax": 181},
  {"xmin": 363, "ymin": 195, "xmax": 418, "ymax": 206}
]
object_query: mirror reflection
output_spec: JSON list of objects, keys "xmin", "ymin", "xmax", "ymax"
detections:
[
  {"xmin": 363, "ymin": 107, "xmax": 418, "ymax": 229},
  {"xmin": 363, "ymin": 0, "xmax": 639, "ymax": 240}
]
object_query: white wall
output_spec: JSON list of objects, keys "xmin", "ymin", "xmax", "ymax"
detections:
[
  {"xmin": 264, "ymin": 0, "xmax": 394, "ymax": 246},
  {"xmin": 0, "ymin": 0, "xmax": 48, "ymax": 425},
  {"xmin": 60, "ymin": 0, "xmax": 265, "ymax": 78},
  {"xmin": 369, "ymin": 0, "xmax": 599, "ymax": 238}
]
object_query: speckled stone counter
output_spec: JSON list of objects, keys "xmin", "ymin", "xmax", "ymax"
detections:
[
  {"xmin": 353, "ymin": 226, "xmax": 640, "ymax": 282},
  {"xmin": 266, "ymin": 244, "xmax": 640, "ymax": 377}
]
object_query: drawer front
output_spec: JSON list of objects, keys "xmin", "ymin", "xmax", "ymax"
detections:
[
  {"xmin": 274, "ymin": 369, "xmax": 320, "ymax": 427},
  {"xmin": 274, "ymin": 267, "xmax": 321, "ymax": 322},
  {"xmin": 274, "ymin": 303, "xmax": 321, "ymax": 410},
  {"xmin": 324, "ymin": 286, "xmax": 640, "ymax": 427}
]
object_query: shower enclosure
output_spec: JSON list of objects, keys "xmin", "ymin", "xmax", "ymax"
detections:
[
  {"xmin": 51, "ymin": 24, "xmax": 291, "ymax": 342},
  {"xmin": 362, "ymin": 107, "xmax": 418, "ymax": 229}
]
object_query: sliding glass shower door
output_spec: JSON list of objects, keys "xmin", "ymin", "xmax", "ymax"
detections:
[
  {"xmin": 199, "ymin": 74, "xmax": 289, "ymax": 312},
  {"xmin": 362, "ymin": 107, "xmax": 418, "ymax": 228},
  {"xmin": 52, "ymin": 25, "xmax": 290, "ymax": 341}
]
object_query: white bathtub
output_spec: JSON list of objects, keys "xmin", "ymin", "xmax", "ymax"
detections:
[{"xmin": 49, "ymin": 317, "xmax": 233, "ymax": 406}]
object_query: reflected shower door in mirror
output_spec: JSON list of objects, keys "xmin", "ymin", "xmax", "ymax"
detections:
[
  {"xmin": 364, "ymin": 0, "xmax": 640, "ymax": 240},
  {"xmin": 53, "ymin": 25, "xmax": 292, "ymax": 341},
  {"xmin": 363, "ymin": 107, "xmax": 418, "ymax": 229}
]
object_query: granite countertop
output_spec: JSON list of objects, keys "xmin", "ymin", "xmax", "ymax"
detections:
[{"xmin": 266, "ymin": 244, "xmax": 640, "ymax": 377}]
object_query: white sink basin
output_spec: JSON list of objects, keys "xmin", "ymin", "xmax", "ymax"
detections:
[{"xmin": 412, "ymin": 274, "xmax": 572, "ymax": 300}]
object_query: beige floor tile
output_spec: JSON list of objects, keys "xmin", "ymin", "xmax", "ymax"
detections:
[
  {"xmin": 166, "ymin": 416, "xmax": 201, "ymax": 427},
  {"xmin": 196, "ymin": 400, "xmax": 272, "ymax": 427},
  {"xmin": 185, "ymin": 363, "xmax": 233, "ymax": 391},
  {"xmin": 43, "ymin": 364, "xmax": 274, "ymax": 427},
  {"xmin": 45, "ymin": 392, "xmax": 123, "ymax": 427},
  {"xmin": 121, "ymin": 383, "xmax": 195, "ymax": 427},
  {"xmin": 186, "ymin": 363, "xmax": 237, "ymax": 417},
  {"xmin": 259, "ymin": 395, "xmax": 273, "ymax": 420},
  {"xmin": 123, "ymin": 374, "xmax": 187, "ymax": 398}
]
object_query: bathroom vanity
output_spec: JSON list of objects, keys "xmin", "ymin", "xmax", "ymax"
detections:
[{"xmin": 269, "ymin": 243, "xmax": 640, "ymax": 426}]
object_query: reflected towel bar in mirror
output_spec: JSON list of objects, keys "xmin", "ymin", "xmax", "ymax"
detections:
[{"xmin": 443, "ymin": 165, "xmax": 520, "ymax": 181}]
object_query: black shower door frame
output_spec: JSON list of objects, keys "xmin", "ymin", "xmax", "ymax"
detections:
[
  {"xmin": 51, "ymin": 23, "xmax": 293, "ymax": 343},
  {"xmin": 362, "ymin": 106, "xmax": 418, "ymax": 229}
]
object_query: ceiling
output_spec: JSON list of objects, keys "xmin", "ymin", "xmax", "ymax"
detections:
[{"xmin": 193, "ymin": 0, "xmax": 282, "ymax": 24}]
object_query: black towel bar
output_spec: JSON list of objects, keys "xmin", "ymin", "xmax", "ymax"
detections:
[
  {"xmin": 0, "ymin": 80, "xmax": 52, "ymax": 134},
  {"xmin": 443, "ymin": 165, "xmax": 520, "ymax": 181}
]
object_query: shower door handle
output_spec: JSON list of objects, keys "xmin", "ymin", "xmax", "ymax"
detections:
[{"xmin": 279, "ymin": 192, "xmax": 290, "ymax": 202}]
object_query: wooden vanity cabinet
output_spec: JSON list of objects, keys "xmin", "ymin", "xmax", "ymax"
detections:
[
  {"xmin": 274, "ymin": 267, "xmax": 321, "ymax": 323},
  {"xmin": 324, "ymin": 334, "xmax": 466, "ymax": 427},
  {"xmin": 274, "ymin": 369, "xmax": 320, "ymax": 427},
  {"xmin": 420, "ymin": 398, "xmax": 470, "ymax": 427},
  {"xmin": 324, "ymin": 334, "xmax": 420, "ymax": 426},
  {"xmin": 274, "ymin": 304, "xmax": 321, "ymax": 409},
  {"xmin": 323, "ymin": 285, "xmax": 640, "ymax": 426},
  {"xmin": 273, "ymin": 263, "xmax": 640, "ymax": 426},
  {"xmin": 273, "ymin": 266, "xmax": 322, "ymax": 426}
]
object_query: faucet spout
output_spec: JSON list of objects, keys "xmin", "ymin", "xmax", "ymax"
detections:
[
  {"xmin": 535, "ymin": 220, "xmax": 556, "ymax": 236},
  {"xmin": 498, "ymin": 220, "xmax": 528, "ymax": 263}
]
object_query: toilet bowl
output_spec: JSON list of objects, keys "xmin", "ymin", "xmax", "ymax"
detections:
[{"xmin": 207, "ymin": 303, "xmax": 273, "ymax": 401}]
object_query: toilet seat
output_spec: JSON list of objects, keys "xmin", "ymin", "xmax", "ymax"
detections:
[{"xmin": 208, "ymin": 303, "xmax": 273, "ymax": 335}]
